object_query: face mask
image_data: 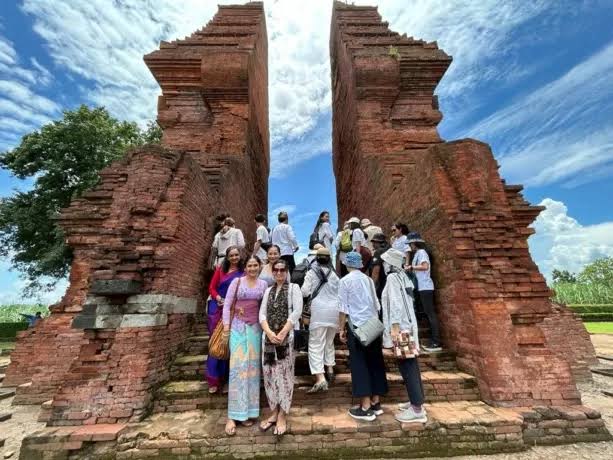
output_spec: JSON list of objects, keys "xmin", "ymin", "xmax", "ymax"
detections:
[{"xmin": 383, "ymin": 261, "xmax": 393, "ymax": 275}]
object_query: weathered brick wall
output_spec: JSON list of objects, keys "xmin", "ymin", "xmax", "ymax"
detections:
[
  {"xmin": 330, "ymin": 1, "xmax": 594, "ymax": 406},
  {"xmin": 6, "ymin": 2, "xmax": 269, "ymax": 425}
]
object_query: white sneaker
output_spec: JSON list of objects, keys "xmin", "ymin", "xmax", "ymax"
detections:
[
  {"xmin": 397, "ymin": 402, "xmax": 427, "ymax": 414},
  {"xmin": 395, "ymin": 407, "xmax": 427, "ymax": 423}
]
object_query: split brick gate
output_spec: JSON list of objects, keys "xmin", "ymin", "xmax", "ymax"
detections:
[{"xmin": 3, "ymin": 2, "xmax": 608, "ymax": 458}]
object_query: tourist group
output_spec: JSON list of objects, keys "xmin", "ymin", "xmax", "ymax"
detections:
[{"xmin": 207, "ymin": 211, "xmax": 442, "ymax": 437}]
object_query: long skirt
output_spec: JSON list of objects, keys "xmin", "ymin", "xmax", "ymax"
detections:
[
  {"xmin": 206, "ymin": 299, "xmax": 229, "ymax": 388},
  {"xmin": 262, "ymin": 333, "xmax": 295, "ymax": 413},
  {"xmin": 228, "ymin": 320, "xmax": 262, "ymax": 421}
]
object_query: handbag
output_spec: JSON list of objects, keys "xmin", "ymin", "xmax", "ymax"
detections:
[
  {"xmin": 390, "ymin": 273, "xmax": 419, "ymax": 359},
  {"xmin": 208, "ymin": 278, "xmax": 241, "ymax": 360},
  {"xmin": 348, "ymin": 278, "xmax": 384, "ymax": 347}
]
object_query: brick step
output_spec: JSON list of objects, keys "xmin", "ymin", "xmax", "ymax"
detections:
[
  {"xmin": 120, "ymin": 402, "xmax": 528, "ymax": 458},
  {"xmin": 182, "ymin": 335, "xmax": 209, "ymax": 355},
  {"xmin": 0, "ymin": 373, "xmax": 4, "ymax": 383},
  {"xmin": 171, "ymin": 348, "xmax": 457, "ymax": 381},
  {"xmin": 154, "ymin": 370, "xmax": 479, "ymax": 414},
  {"xmin": 0, "ymin": 387, "xmax": 16, "ymax": 400}
]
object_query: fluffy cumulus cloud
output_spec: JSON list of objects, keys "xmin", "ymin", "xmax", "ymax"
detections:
[
  {"xmin": 529, "ymin": 199, "xmax": 613, "ymax": 280},
  {"xmin": 0, "ymin": 32, "xmax": 57, "ymax": 150}
]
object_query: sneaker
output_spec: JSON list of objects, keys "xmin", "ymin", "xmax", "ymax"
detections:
[
  {"xmin": 349, "ymin": 406, "xmax": 376, "ymax": 422},
  {"xmin": 395, "ymin": 407, "xmax": 427, "ymax": 424},
  {"xmin": 369, "ymin": 402, "xmax": 384, "ymax": 416},
  {"xmin": 397, "ymin": 402, "xmax": 427, "ymax": 415},
  {"xmin": 421, "ymin": 344, "xmax": 442, "ymax": 353}
]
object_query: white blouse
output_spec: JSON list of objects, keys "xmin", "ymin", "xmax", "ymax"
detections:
[
  {"xmin": 259, "ymin": 283, "xmax": 303, "ymax": 330},
  {"xmin": 301, "ymin": 264, "xmax": 340, "ymax": 329}
]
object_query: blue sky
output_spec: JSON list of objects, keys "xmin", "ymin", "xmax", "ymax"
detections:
[{"xmin": 1, "ymin": 0, "xmax": 612, "ymax": 304}]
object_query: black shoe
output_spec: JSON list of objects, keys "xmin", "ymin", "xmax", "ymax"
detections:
[
  {"xmin": 349, "ymin": 406, "xmax": 376, "ymax": 422},
  {"xmin": 370, "ymin": 402, "xmax": 383, "ymax": 416}
]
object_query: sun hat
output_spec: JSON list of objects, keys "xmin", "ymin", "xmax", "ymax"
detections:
[
  {"xmin": 345, "ymin": 251, "xmax": 363, "ymax": 269},
  {"xmin": 308, "ymin": 243, "xmax": 325, "ymax": 256},
  {"xmin": 370, "ymin": 233, "xmax": 386, "ymax": 243},
  {"xmin": 380, "ymin": 248, "xmax": 405, "ymax": 269},
  {"xmin": 406, "ymin": 232, "xmax": 425, "ymax": 244},
  {"xmin": 361, "ymin": 218, "xmax": 372, "ymax": 227},
  {"xmin": 316, "ymin": 247, "xmax": 331, "ymax": 256},
  {"xmin": 347, "ymin": 217, "xmax": 360, "ymax": 225}
]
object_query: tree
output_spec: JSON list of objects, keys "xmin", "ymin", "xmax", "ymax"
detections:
[
  {"xmin": 0, "ymin": 105, "xmax": 161, "ymax": 295},
  {"xmin": 578, "ymin": 257, "xmax": 613, "ymax": 285},
  {"xmin": 551, "ymin": 269, "xmax": 577, "ymax": 284}
]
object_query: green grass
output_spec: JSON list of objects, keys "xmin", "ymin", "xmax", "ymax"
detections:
[
  {"xmin": 0, "ymin": 304, "xmax": 48, "ymax": 322},
  {"xmin": 0, "ymin": 340, "xmax": 15, "ymax": 350},
  {"xmin": 552, "ymin": 282, "xmax": 613, "ymax": 305},
  {"xmin": 584, "ymin": 322, "xmax": 613, "ymax": 334}
]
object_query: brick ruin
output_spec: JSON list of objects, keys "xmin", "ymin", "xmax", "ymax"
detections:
[
  {"xmin": 330, "ymin": 2, "xmax": 597, "ymax": 405},
  {"xmin": 4, "ymin": 0, "xmax": 605, "ymax": 453},
  {"xmin": 4, "ymin": 3, "xmax": 268, "ymax": 424}
]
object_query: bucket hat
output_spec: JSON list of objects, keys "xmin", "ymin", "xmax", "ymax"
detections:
[
  {"xmin": 347, "ymin": 217, "xmax": 360, "ymax": 225},
  {"xmin": 380, "ymin": 248, "xmax": 405, "ymax": 269},
  {"xmin": 406, "ymin": 232, "xmax": 425, "ymax": 244},
  {"xmin": 345, "ymin": 251, "xmax": 363, "ymax": 269}
]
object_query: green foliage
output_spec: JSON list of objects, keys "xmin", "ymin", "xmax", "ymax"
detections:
[
  {"xmin": 0, "ymin": 322, "xmax": 29, "ymax": 338},
  {"xmin": 584, "ymin": 322, "xmax": 613, "ymax": 334},
  {"xmin": 577, "ymin": 257, "xmax": 613, "ymax": 284},
  {"xmin": 0, "ymin": 304, "xmax": 48, "ymax": 322},
  {"xmin": 552, "ymin": 269, "xmax": 576, "ymax": 283},
  {"xmin": 0, "ymin": 106, "xmax": 161, "ymax": 295},
  {"xmin": 552, "ymin": 282, "xmax": 613, "ymax": 305},
  {"xmin": 388, "ymin": 45, "xmax": 400, "ymax": 60}
]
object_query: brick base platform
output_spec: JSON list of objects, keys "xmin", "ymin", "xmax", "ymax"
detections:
[{"xmin": 19, "ymin": 402, "xmax": 611, "ymax": 459}]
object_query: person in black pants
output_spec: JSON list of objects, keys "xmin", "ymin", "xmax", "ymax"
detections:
[{"xmin": 380, "ymin": 248, "xmax": 427, "ymax": 423}]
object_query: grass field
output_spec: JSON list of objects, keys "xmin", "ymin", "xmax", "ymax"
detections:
[
  {"xmin": 0, "ymin": 304, "xmax": 48, "ymax": 322},
  {"xmin": 552, "ymin": 282, "xmax": 613, "ymax": 305},
  {"xmin": 584, "ymin": 322, "xmax": 613, "ymax": 335}
]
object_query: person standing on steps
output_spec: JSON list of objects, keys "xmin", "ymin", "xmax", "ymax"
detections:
[
  {"xmin": 207, "ymin": 246, "xmax": 244, "ymax": 394},
  {"xmin": 380, "ymin": 248, "xmax": 427, "ymax": 424},
  {"xmin": 338, "ymin": 251, "xmax": 388, "ymax": 422},
  {"xmin": 301, "ymin": 247, "xmax": 340, "ymax": 393},
  {"xmin": 222, "ymin": 255, "xmax": 268, "ymax": 436},
  {"xmin": 406, "ymin": 233, "xmax": 442, "ymax": 353},
  {"xmin": 271, "ymin": 211, "xmax": 299, "ymax": 275},
  {"xmin": 361, "ymin": 218, "xmax": 383, "ymax": 253},
  {"xmin": 259, "ymin": 259, "xmax": 303, "ymax": 436},
  {"xmin": 253, "ymin": 213, "xmax": 270, "ymax": 262},
  {"xmin": 212, "ymin": 217, "xmax": 246, "ymax": 266},
  {"xmin": 312, "ymin": 210, "xmax": 335, "ymax": 251},
  {"xmin": 390, "ymin": 222, "xmax": 410, "ymax": 266},
  {"xmin": 368, "ymin": 233, "xmax": 390, "ymax": 301},
  {"xmin": 336, "ymin": 217, "xmax": 366, "ymax": 277},
  {"xmin": 259, "ymin": 244, "xmax": 290, "ymax": 287}
]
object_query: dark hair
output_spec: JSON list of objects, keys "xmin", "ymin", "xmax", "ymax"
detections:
[
  {"xmin": 272, "ymin": 259, "xmax": 289, "ymax": 272},
  {"xmin": 224, "ymin": 217, "xmax": 235, "ymax": 227},
  {"xmin": 267, "ymin": 244, "xmax": 281, "ymax": 255},
  {"xmin": 222, "ymin": 246, "xmax": 244, "ymax": 273},
  {"xmin": 245, "ymin": 254, "xmax": 262, "ymax": 266},
  {"xmin": 255, "ymin": 213, "xmax": 266, "ymax": 223},
  {"xmin": 394, "ymin": 223, "xmax": 409, "ymax": 235},
  {"xmin": 316, "ymin": 255, "xmax": 331, "ymax": 266},
  {"xmin": 278, "ymin": 211, "xmax": 288, "ymax": 223},
  {"xmin": 348, "ymin": 221, "xmax": 360, "ymax": 230},
  {"xmin": 315, "ymin": 210, "xmax": 329, "ymax": 230}
]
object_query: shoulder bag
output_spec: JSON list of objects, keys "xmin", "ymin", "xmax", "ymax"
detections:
[
  {"xmin": 390, "ymin": 273, "xmax": 419, "ymax": 359},
  {"xmin": 209, "ymin": 278, "xmax": 241, "ymax": 360},
  {"xmin": 302, "ymin": 266, "xmax": 330, "ymax": 325},
  {"xmin": 348, "ymin": 277, "xmax": 384, "ymax": 347}
]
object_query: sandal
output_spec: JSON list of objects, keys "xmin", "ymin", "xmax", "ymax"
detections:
[
  {"xmin": 307, "ymin": 381, "xmax": 328, "ymax": 394},
  {"xmin": 225, "ymin": 420, "xmax": 236, "ymax": 436},
  {"xmin": 259, "ymin": 418, "xmax": 277, "ymax": 432},
  {"xmin": 241, "ymin": 420, "xmax": 254, "ymax": 427},
  {"xmin": 208, "ymin": 386, "xmax": 218, "ymax": 394}
]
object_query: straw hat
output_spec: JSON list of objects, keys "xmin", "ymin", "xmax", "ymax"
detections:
[
  {"xmin": 361, "ymin": 218, "xmax": 372, "ymax": 227},
  {"xmin": 347, "ymin": 217, "xmax": 360, "ymax": 224},
  {"xmin": 316, "ymin": 247, "xmax": 331, "ymax": 256}
]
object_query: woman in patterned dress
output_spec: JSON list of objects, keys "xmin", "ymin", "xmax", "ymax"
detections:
[
  {"xmin": 222, "ymin": 255, "xmax": 268, "ymax": 436},
  {"xmin": 258, "ymin": 259, "xmax": 303, "ymax": 436}
]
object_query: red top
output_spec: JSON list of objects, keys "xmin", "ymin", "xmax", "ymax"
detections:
[{"xmin": 208, "ymin": 267, "xmax": 241, "ymax": 299}]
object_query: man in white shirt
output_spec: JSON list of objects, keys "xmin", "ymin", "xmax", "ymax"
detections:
[
  {"xmin": 211, "ymin": 217, "xmax": 245, "ymax": 266},
  {"xmin": 253, "ymin": 213, "xmax": 270, "ymax": 261},
  {"xmin": 271, "ymin": 211, "xmax": 299, "ymax": 274},
  {"xmin": 361, "ymin": 218, "xmax": 383, "ymax": 253},
  {"xmin": 338, "ymin": 251, "xmax": 388, "ymax": 422}
]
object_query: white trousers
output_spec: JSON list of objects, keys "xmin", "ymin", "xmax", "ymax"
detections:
[{"xmin": 308, "ymin": 326, "xmax": 337, "ymax": 375}]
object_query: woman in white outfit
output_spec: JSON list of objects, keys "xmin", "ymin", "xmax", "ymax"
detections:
[
  {"xmin": 315, "ymin": 211, "xmax": 335, "ymax": 251},
  {"xmin": 380, "ymin": 248, "xmax": 427, "ymax": 424},
  {"xmin": 301, "ymin": 247, "xmax": 340, "ymax": 392}
]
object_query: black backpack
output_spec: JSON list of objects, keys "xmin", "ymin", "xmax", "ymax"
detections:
[
  {"xmin": 308, "ymin": 224, "xmax": 324, "ymax": 250},
  {"xmin": 291, "ymin": 257, "xmax": 315, "ymax": 286}
]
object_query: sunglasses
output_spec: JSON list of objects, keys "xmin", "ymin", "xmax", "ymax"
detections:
[{"xmin": 272, "ymin": 268, "xmax": 287, "ymax": 273}]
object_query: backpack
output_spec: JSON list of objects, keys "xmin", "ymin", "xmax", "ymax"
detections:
[
  {"xmin": 308, "ymin": 225, "xmax": 323, "ymax": 250},
  {"xmin": 291, "ymin": 257, "xmax": 315, "ymax": 286},
  {"xmin": 339, "ymin": 229, "xmax": 353, "ymax": 252}
]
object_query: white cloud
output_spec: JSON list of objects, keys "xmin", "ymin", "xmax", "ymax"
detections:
[
  {"xmin": 467, "ymin": 41, "xmax": 613, "ymax": 187},
  {"xmin": 528, "ymin": 198, "xmax": 613, "ymax": 280}
]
